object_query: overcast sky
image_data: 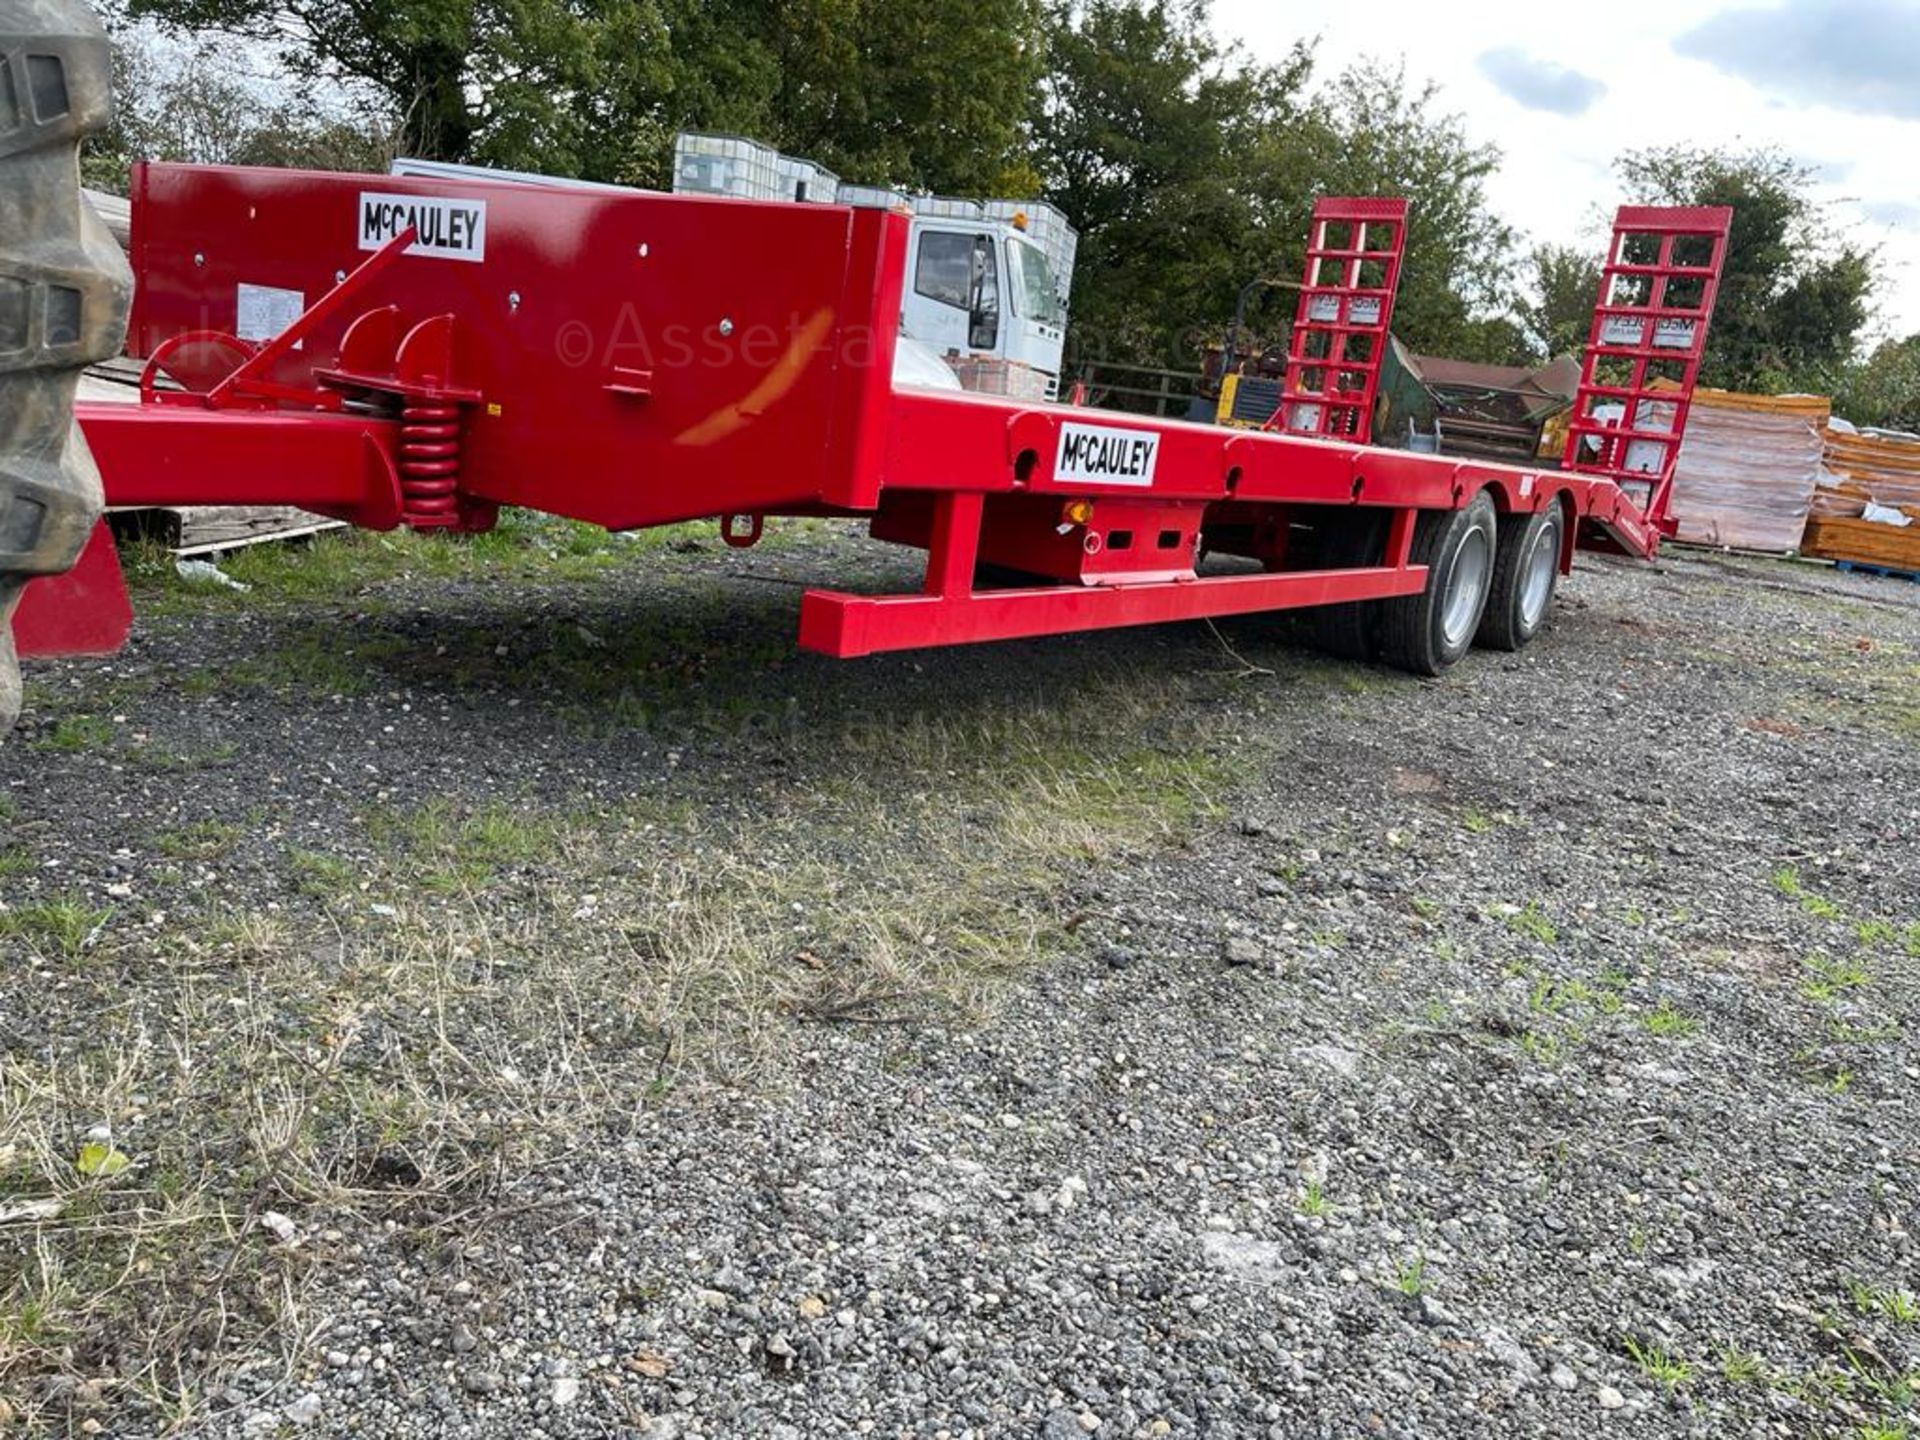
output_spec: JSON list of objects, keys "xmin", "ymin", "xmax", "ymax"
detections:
[{"xmin": 1213, "ymin": 0, "xmax": 1920, "ymax": 343}]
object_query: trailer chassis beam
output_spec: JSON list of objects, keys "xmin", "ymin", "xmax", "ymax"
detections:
[{"xmin": 799, "ymin": 492, "xmax": 1428, "ymax": 658}]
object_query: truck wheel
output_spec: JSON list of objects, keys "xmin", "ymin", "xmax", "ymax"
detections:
[
  {"xmin": 1476, "ymin": 504, "xmax": 1564, "ymax": 652},
  {"xmin": 1308, "ymin": 509, "xmax": 1386, "ymax": 661},
  {"xmin": 0, "ymin": 1, "xmax": 130, "ymax": 739},
  {"xmin": 1378, "ymin": 491, "xmax": 1497, "ymax": 676}
]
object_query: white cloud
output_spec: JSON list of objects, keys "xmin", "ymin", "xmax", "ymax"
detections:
[
  {"xmin": 1475, "ymin": 48, "xmax": 1607, "ymax": 116},
  {"xmin": 1209, "ymin": 0, "xmax": 1920, "ymax": 340},
  {"xmin": 1676, "ymin": 0, "xmax": 1920, "ymax": 121}
]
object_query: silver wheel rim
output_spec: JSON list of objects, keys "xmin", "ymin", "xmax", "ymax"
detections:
[
  {"xmin": 1519, "ymin": 519, "xmax": 1558, "ymax": 630},
  {"xmin": 1442, "ymin": 522, "xmax": 1493, "ymax": 648}
]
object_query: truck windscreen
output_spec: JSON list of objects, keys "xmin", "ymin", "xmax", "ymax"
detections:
[{"xmin": 1008, "ymin": 239, "xmax": 1062, "ymax": 327}]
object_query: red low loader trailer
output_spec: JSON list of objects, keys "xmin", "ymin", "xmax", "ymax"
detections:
[{"xmin": 2, "ymin": 27, "xmax": 1732, "ymax": 719}]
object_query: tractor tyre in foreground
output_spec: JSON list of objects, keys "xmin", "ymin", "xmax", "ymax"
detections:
[
  {"xmin": 0, "ymin": 0, "xmax": 132, "ymax": 738},
  {"xmin": 1477, "ymin": 503, "xmax": 1565, "ymax": 652},
  {"xmin": 1378, "ymin": 491, "xmax": 1498, "ymax": 677}
]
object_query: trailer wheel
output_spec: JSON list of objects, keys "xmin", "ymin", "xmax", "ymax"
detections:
[
  {"xmin": 1307, "ymin": 510, "xmax": 1387, "ymax": 661},
  {"xmin": 1379, "ymin": 491, "xmax": 1497, "ymax": 676},
  {"xmin": 1476, "ymin": 504, "xmax": 1564, "ymax": 652}
]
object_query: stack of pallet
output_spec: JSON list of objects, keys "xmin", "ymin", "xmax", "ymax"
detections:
[
  {"xmin": 946, "ymin": 357, "xmax": 1053, "ymax": 401},
  {"xmin": 1802, "ymin": 425, "xmax": 1920, "ymax": 577},
  {"xmin": 1666, "ymin": 390, "xmax": 1831, "ymax": 551}
]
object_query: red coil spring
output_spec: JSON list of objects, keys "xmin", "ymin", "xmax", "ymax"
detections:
[{"xmin": 398, "ymin": 401, "xmax": 462, "ymax": 526}]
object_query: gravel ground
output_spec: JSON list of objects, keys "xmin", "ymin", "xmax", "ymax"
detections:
[{"xmin": 3, "ymin": 523, "xmax": 1918, "ymax": 1439}]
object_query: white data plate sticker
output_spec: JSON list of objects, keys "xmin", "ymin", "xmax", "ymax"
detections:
[
  {"xmin": 358, "ymin": 192, "xmax": 488, "ymax": 262},
  {"xmin": 1599, "ymin": 315, "xmax": 1646, "ymax": 346},
  {"xmin": 235, "ymin": 283, "xmax": 304, "ymax": 344},
  {"xmin": 1653, "ymin": 317, "xmax": 1698, "ymax": 349},
  {"xmin": 1054, "ymin": 422, "xmax": 1160, "ymax": 487}
]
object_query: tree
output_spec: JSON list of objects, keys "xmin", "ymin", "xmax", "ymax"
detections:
[
  {"xmin": 1618, "ymin": 146, "xmax": 1876, "ymax": 393},
  {"xmin": 1519, "ymin": 243, "xmax": 1602, "ymax": 359},
  {"xmin": 1835, "ymin": 334, "xmax": 1920, "ymax": 431},
  {"xmin": 1033, "ymin": 7, "xmax": 1525, "ymax": 373},
  {"xmin": 1280, "ymin": 62, "xmax": 1522, "ymax": 365},
  {"xmin": 607, "ymin": 0, "xmax": 1045, "ymax": 193},
  {"xmin": 82, "ymin": 24, "xmax": 397, "ymax": 192},
  {"xmin": 120, "ymin": 0, "xmax": 657, "ymax": 174},
  {"xmin": 1032, "ymin": 0, "xmax": 1314, "ymax": 368},
  {"xmin": 122, "ymin": 0, "xmax": 1042, "ymax": 192}
]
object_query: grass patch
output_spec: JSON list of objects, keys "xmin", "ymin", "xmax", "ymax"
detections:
[
  {"xmin": 288, "ymin": 848, "xmax": 358, "ymax": 900},
  {"xmin": 1505, "ymin": 901, "xmax": 1558, "ymax": 945},
  {"xmin": 30, "ymin": 714, "xmax": 115, "ymax": 753},
  {"xmin": 1394, "ymin": 1255, "xmax": 1427, "ymax": 1298},
  {"xmin": 123, "ymin": 510, "xmax": 716, "ymax": 613},
  {"xmin": 155, "ymin": 819, "xmax": 244, "ymax": 861},
  {"xmin": 1719, "ymin": 1348, "xmax": 1767, "ymax": 1384},
  {"xmin": 0, "ymin": 895, "xmax": 112, "ymax": 959},
  {"xmin": 0, "ymin": 656, "xmax": 1240, "ymax": 1425},
  {"xmin": 1803, "ymin": 953, "xmax": 1872, "ymax": 1003},
  {"xmin": 1639, "ymin": 1001, "xmax": 1699, "ymax": 1039},
  {"xmin": 1624, "ymin": 1336, "xmax": 1693, "ymax": 1393},
  {"xmin": 1850, "ymin": 1281, "xmax": 1920, "ymax": 1326},
  {"xmin": 366, "ymin": 797, "xmax": 566, "ymax": 893}
]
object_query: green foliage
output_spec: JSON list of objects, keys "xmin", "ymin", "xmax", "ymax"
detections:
[
  {"xmin": 1624, "ymin": 1335, "xmax": 1693, "ymax": 1392},
  {"xmin": 83, "ymin": 28, "xmax": 395, "ymax": 193},
  {"xmin": 0, "ymin": 896, "xmax": 113, "ymax": 958},
  {"xmin": 1834, "ymin": 333, "xmax": 1920, "ymax": 431},
  {"xmin": 1394, "ymin": 1254, "xmax": 1427, "ymax": 1297},
  {"xmin": 1287, "ymin": 62, "xmax": 1518, "ymax": 364},
  {"xmin": 1639, "ymin": 1002, "xmax": 1698, "ymax": 1039},
  {"xmin": 124, "ymin": 0, "xmax": 1043, "ymax": 191},
  {"xmin": 1718, "ymin": 1348, "xmax": 1767, "ymax": 1384},
  {"xmin": 1520, "ymin": 243, "xmax": 1602, "ymax": 359},
  {"xmin": 32, "ymin": 714, "xmax": 115, "ymax": 753},
  {"xmin": 1850, "ymin": 1280, "xmax": 1920, "ymax": 1325},
  {"xmin": 1033, "ymin": 0, "xmax": 1314, "ymax": 368},
  {"xmin": 1803, "ymin": 953, "xmax": 1871, "ymax": 1004},
  {"xmin": 1505, "ymin": 902, "xmax": 1558, "ymax": 945},
  {"xmin": 1619, "ymin": 146, "xmax": 1874, "ymax": 393},
  {"xmin": 1036, "ymin": 6, "xmax": 1518, "ymax": 370}
]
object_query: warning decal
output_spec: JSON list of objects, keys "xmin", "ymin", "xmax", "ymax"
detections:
[{"xmin": 357, "ymin": 192, "xmax": 488, "ymax": 262}]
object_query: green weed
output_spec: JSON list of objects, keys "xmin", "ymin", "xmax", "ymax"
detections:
[
  {"xmin": 1639, "ymin": 1002, "xmax": 1699, "ymax": 1039},
  {"xmin": 1506, "ymin": 902, "xmax": 1558, "ymax": 945},
  {"xmin": 1624, "ymin": 1336, "xmax": 1693, "ymax": 1393}
]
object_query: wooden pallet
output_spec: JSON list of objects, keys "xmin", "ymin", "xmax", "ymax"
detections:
[{"xmin": 1802, "ymin": 515, "xmax": 1920, "ymax": 577}]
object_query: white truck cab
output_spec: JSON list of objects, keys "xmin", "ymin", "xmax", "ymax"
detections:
[{"xmin": 897, "ymin": 218, "xmax": 1068, "ymax": 390}]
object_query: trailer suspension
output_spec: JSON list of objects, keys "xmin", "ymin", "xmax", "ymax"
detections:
[{"xmin": 398, "ymin": 399, "xmax": 463, "ymax": 527}]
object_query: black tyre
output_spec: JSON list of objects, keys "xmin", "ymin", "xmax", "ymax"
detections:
[
  {"xmin": 0, "ymin": 1, "xmax": 130, "ymax": 738},
  {"xmin": 1378, "ymin": 491, "xmax": 1498, "ymax": 676},
  {"xmin": 1307, "ymin": 509, "xmax": 1387, "ymax": 661},
  {"xmin": 1476, "ymin": 504, "xmax": 1565, "ymax": 652}
]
